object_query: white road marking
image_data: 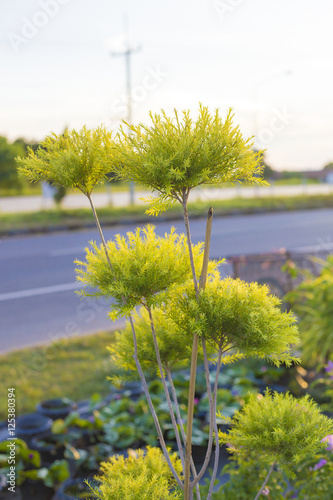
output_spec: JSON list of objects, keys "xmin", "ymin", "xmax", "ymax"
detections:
[{"xmin": 0, "ymin": 282, "xmax": 82, "ymax": 302}]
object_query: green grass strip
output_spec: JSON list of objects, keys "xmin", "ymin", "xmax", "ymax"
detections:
[
  {"xmin": 0, "ymin": 331, "xmax": 118, "ymax": 420},
  {"xmin": 1, "ymin": 194, "xmax": 333, "ymax": 235}
]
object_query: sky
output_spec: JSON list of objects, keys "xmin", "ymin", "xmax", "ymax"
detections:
[{"xmin": 0, "ymin": 0, "xmax": 332, "ymax": 171}]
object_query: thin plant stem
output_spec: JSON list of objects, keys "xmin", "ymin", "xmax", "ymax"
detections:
[
  {"xmin": 166, "ymin": 369, "xmax": 201, "ymax": 500},
  {"xmin": 166, "ymin": 370, "xmax": 185, "ymax": 440},
  {"xmin": 193, "ymin": 340, "xmax": 213, "ymax": 485},
  {"xmin": 86, "ymin": 193, "xmax": 112, "ymax": 269},
  {"xmin": 254, "ymin": 461, "xmax": 276, "ymax": 500},
  {"xmin": 182, "ymin": 197, "xmax": 199, "ymax": 297},
  {"xmin": 199, "ymin": 207, "xmax": 213, "ymax": 290},
  {"xmin": 183, "ymin": 206, "xmax": 213, "ymax": 500},
  {"xmin": 206, "ymin": 345, "xmax": 223, "ymax": 500},
  {"xmin": 128, "ymin": 315, "xmax": 184, "ymax": 490},
  {"xmin": 192, "ymin": 341, "xmax": 222, "ymax": 488},
  {"xmin": 185, "ymin": 334, "xmax": 199, "ymax": 500},
  {"xmin": 147, "ymin": 307, "xmax": 185, "ymax": 470}
]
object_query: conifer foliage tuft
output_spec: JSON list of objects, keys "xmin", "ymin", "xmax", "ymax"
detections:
[
  {"xmin": 219, "ymin": 390, "xmax": 333, "ymax": 475},
  {"xmin": 167, "ymin": 276, "xmax": 300, "ymax": 366},
  {"xmin": 76, "ymin": 225, "xmax": 221, "ymax": 319},
  {"xmin": 87, "ymin": 447, "xmax": 183, "ymax": 500},
  {"xmin": 16, "ymin": 126, "xmax": 114, "ymax": 196},
  {"xmin": 113, "ymin": 104, "xmax": 266, "ymax": 214}
]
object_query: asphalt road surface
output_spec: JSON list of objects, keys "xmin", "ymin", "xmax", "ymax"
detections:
[{"xmin": 1, "ymin": 209, "xmax": 333, "ymax": 353}]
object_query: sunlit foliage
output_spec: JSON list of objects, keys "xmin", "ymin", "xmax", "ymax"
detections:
[
  {"xmin": 286, "ymin": 255, "xmax": 333, "ymax": 366},
  {"xmin": 219, "ymin": 390, "xmax": 333, "ymax": 476},
  {"xmin": 113, "ymin": 104, "xmax": 266, "ymax": 214},
  {"xmin": 75, "ymin": 224, "xmax": 221, "ymax": 318},
  {"xmin": 167, "ymin": 276, "xmax": 299, "ymax": 366},
  {"xmin": 87, "ymin": 447, "xmax": 183, "ymax": 500},
  {"xmin": 16, "ymin": 126, "xmax": 114, "ymax": 196}
]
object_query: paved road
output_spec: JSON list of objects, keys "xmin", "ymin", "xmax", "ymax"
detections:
[{"xmin": 1, "ymin": 209, "xmax": 332, "ymax": 354}]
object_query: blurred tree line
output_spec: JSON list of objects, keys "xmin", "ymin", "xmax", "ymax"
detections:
[{"xmin": 0, "ymin": 136, "xmax": 39, "ymax": 192}]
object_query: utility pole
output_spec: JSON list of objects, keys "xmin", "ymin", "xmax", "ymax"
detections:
[{"xmin": 110, "ymin": 15, "xmax": 141, "ymax": 205}]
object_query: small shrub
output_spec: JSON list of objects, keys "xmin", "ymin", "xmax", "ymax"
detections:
[
  {"xmin": 286, "ymin": 255, "xmax": 333, "ymax": 366},
  {"xmin": 87, "ymin": 447, "xmax": 183, "ymax": 500},
  {"xmin": 219, "ymin": 390, "xmax": 333, "ymax": 476}
]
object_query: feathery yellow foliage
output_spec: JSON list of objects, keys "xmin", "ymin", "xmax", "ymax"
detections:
[
  {"xmin": 167, "ymin": 276, "xmax": 299, "ymax": 365},
  {"xmin": 76, "ymin": 224, "xmax": 222, "ymax": 319},
  {"xmin": 113, "ymin": 104, "xmax": 266, "ymax": 214},
  {"xmin": 17, "ymin": 126, "xmax": 114, "ymax": 196},
  {"xmin": 87, "ymin": 447, "xmax": 183, "ymax": 500},
  {"xmin": 219, "ymin": 390, "xmax": 333, "ymax": 476}
]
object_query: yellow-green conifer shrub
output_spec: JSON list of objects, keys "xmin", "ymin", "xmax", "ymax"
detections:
[
  {"xmin": 167, "ymin": 276, "xmax": 299, "ymax": 366},
  {"xmin": 219, "ymin": 390, "xmax": 333, "ymax": 476},
  {"xmin": 15, "ymin": 106, "xmax": 310, "ymax": 500},
  {"xmin": 286, "ymin": 254, "xmax": 333, "ymax": 366},
  {"xmin": 87, "ymin": 447, "xmax": 183, "ymax": 500},
  {"xmin": 75, "ymin": 225, "xmax": 221, "ymax": 319},
  {"xmin": 113, "ymin": 104, "xmax": 266, "ymax": 214},
  {"xmin": 16, "ymin": 126, "xmax": 114, "ymax": 196},
  {"xmin": 109, "ymin": 307, "xmax": 207, "ymax": 377}
]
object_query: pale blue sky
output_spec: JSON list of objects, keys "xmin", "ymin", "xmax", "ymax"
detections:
[{"xmin": 1, "ymin": 0, "xmax": 332, "ymax": 170}]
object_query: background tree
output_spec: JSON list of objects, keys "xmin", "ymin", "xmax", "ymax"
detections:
[
  {"xmin": 0, "ymin": 136, "xmax": 39, "ymax": 192},
  {"xmin": 0, "ymin": 136, "xmax": 25, "ymax": 190}
]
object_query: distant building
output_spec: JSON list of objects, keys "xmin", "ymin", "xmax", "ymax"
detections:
[
  {"xmin": 268, "ymin": 167, "xmax": 333, "ymax": 184},
  {"xmin": 303, "ymin": 168, "xmax": 333, "ymax": 184},
  {"xmin": 325, "ymin": 170, "xmax": 333, "ymax": 184}
]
